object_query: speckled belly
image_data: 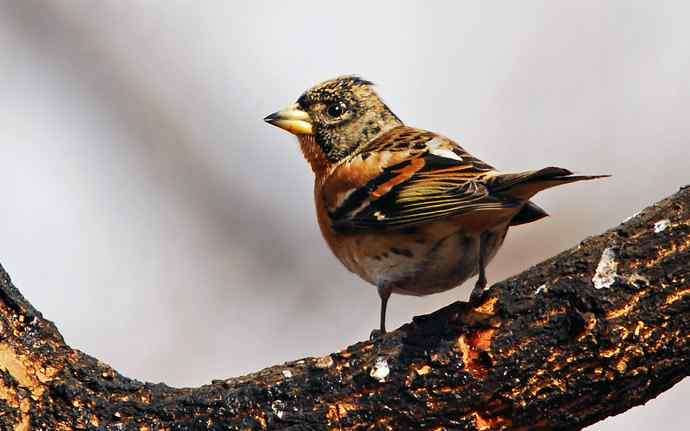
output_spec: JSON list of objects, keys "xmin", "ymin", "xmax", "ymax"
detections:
[{"xmin": 334, "ymin": 222, "xmax": 509, "ymax": 297}]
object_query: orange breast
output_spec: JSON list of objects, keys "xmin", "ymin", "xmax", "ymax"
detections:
[
  {"xmin": 314, "ymin": 187, "xmax": 479, "ymax": 288},
  {"xmin": 314, "ymin": 187, "xmax": 362, "ymax": 276}
]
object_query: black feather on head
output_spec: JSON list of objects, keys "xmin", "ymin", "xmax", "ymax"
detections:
[
  {"xmin": 295, "ymin": 75, "xmax": 402, "ymax": 163},
  {"xmin": 345, "ymin": 75, "xmax": 374, "ymax": 86}
]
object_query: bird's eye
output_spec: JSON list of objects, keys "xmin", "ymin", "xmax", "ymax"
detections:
[{"xmin": 326, "ymin": 102, "xmax": 346, "ymax": 118}]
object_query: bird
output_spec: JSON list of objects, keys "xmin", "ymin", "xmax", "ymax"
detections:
[{"xmin": 264, "ymin": 76, "xmax": 607, "ymax": 336}]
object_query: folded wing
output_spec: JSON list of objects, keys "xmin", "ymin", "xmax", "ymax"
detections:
[
  {"xmin": 325, "ymin": 127, "xmax": 609, "ymax": 233},
  {"xmin": 327, "ymin": 128, "xmax": 521, "ymax": 233}
]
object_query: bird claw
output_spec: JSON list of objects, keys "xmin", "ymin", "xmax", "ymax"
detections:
[
  {"xmin": 369, "ymin": 329, "xmax": 385, "ymax": 340},
  {"xmin": 469, "ymin": 287, "xmax": 488, "ymax": 307}
]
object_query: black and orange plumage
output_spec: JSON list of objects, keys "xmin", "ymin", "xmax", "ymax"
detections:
[{"xmin": 265, "ymin": 76, "xmax": 607, "ymax": 335}]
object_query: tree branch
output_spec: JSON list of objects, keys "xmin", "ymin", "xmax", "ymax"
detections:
[{"xmin": 0, "ymin": 187, "xmax": 688, "ymax": 430}]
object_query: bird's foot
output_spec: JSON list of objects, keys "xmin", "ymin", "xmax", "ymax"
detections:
[
  {"xmin": 469, "ymin": 285, "xmax": 489, "ymax": 307},
  {"xmin": 369, "ymin": 328, "xmax": 386, "ymax": 340},
  {"xmin": 475, "ymin": 274, "xmax": 487, "ymax": 292}
]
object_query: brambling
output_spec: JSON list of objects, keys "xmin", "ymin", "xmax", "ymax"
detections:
[{"xmin": 265, "ymin": 76, "xmax": 606, "ymax": 335}]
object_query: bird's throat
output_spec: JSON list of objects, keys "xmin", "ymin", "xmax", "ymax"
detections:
[{"xmin": 297, "ymin": 135, "xmax": 333, "ymax": 177}]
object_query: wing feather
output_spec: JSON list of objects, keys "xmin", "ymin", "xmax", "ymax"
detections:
[{"xmin": 326, "ymin": 127, "xmax": 519, "ymax": 233}]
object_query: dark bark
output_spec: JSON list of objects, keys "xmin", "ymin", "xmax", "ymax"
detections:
[{"xmin": 0, "ymin": 187, "xmax": 688, "ymax": 431}]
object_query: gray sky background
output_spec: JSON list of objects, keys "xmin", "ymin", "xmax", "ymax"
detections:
[{"xmin": 0, "ymin": 2, "xmax": 688, "ymax": 429}]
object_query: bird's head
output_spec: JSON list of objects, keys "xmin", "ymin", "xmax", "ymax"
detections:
[{"xmin": 264, "ymin": 76, "xmax": 403, "ymax": 171}]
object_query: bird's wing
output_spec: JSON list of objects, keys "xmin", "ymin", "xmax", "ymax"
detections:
[{"xmin": 323, "ymin": 127, "xmax": 521, "ymax": 232}]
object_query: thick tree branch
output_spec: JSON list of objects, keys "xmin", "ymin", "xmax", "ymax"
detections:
[{"xmin": 0, "ymin": 187, "xmax": 688, "ymax": 431}]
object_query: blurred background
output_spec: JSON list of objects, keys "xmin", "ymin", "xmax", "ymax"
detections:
[{"xmin": 0, "ymin": 1, "xmax": 688, "ymax": 429}]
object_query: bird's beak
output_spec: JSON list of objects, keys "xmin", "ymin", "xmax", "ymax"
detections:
[{"xmin": 263, "ymin": 103, "xmax": 313, "ymax": 135}]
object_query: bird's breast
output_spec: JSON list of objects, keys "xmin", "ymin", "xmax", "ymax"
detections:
[{"xmin": 316, "ymin": 195, "xmax": 508, "ymax": 296}]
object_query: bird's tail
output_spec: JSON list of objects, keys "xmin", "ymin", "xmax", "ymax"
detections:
[{"xmin": 488, "ymin": 167, "xmax": 610, "ymax": 200}]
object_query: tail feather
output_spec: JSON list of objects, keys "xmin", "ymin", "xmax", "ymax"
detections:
[{"xmin": 490, "ymin": 167, "xmax": 610, "ymax": 200}]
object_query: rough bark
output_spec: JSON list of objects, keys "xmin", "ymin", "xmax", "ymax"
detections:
[{"xmin": 0, "ymin": 187, "xmax": 688, "ymax": 431}]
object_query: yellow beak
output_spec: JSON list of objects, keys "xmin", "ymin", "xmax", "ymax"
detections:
[{"xmin": 263, "ymin": 103, "xmax": 314, "ymax": 135}]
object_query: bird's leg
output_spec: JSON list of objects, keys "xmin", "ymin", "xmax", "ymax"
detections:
[
  {"xmin": 379, "ymin": 284, "xmax": 392, "ymax": 333},
  {"xmin": 370, "ymin": 284, "xmax": 392, "ymax": 340},
  {"xmin": 470, "ymin": 232, "xmax": 490, "ymax": 305},
  {"xmin": 476, "ymin": 234, "xmax": 488, "ymax": 291}
]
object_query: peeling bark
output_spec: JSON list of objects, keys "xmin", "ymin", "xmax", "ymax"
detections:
[{"xmin": 0, "ymin": 186, "xmax": 688, "ymax": 431}]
